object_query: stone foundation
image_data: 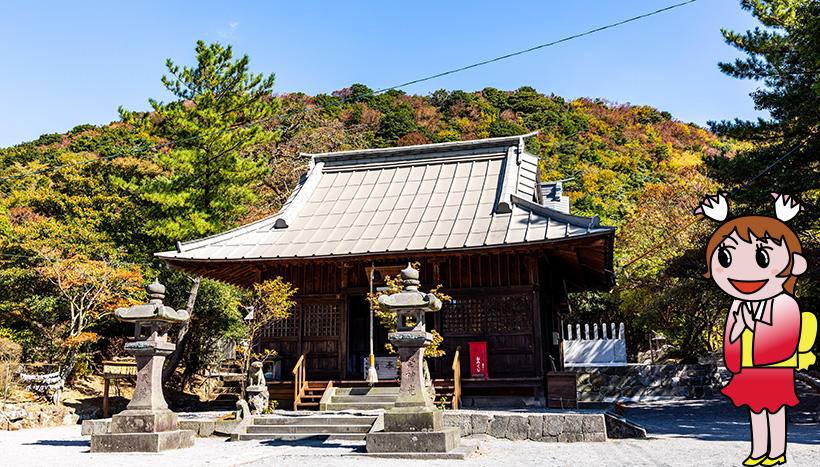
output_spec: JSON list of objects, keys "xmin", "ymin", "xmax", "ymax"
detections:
[
  {"xmin": 573, "ymin": 364, "xmax": 725, "ymax": 402},
  {"xmin": 367, "ymin": 426, "xmax": 460, "ymax": 453},
  {"xmin": 442, "ymin": 411, "xmax": 606, "ymax": 442},
  {"xmin": 90, "ymin": 429, "xmax": 195, "ymax": 452},
  {"xmin": 85, "ymin": 411, "xmax": 613, "ymax": 443}
]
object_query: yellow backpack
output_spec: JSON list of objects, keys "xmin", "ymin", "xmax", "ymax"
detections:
[{"xmin": 798, "ymin": 311, "xmax": 817, "ymax": 371}]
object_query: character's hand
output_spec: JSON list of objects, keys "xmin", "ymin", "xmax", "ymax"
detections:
[
  {"xmin": 730, "ymin": 308, "xmax": 745, "ymax": 342},
  {"xmin": 740, "ymin": 303, "xmax": 756, "ymax": 332},
  {"xmin": 771, "ymin": 193, "xmax": 803, "ymax": 222},
  {"xmin": 694, "ymin": 193, "xmax": 729, "ymax": 221}
]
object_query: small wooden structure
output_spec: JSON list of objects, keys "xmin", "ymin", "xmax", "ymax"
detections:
[
  {"xmin": 156, "ymin": 134, "xmax": 615, "ymax": 407},
  {"xmin": 101, "ymin": 360, "xmax": 137, "ymax": 417}
]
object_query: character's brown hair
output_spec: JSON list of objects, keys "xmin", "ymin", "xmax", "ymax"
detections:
[{"xmin": 703, "ymin": 216, "xmax": 802, "ymax": 294}]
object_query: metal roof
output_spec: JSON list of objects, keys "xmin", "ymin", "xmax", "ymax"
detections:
[{"xmin": 155, "ymin": 133, "xmax": 614, "ymax": 263}]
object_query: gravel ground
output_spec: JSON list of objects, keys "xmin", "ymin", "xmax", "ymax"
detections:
[{"xmin": 1, "ymin": 396, "xmax": 818, "ymax": 467}]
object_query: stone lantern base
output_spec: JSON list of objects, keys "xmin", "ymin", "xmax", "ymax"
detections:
[
  {"xmin": 366, "ymin": 406, "xmax": 460, "ymax": 453},
  {"xmin": 90, "ymin": 410, "xmax": 195, "ymax": 453}
]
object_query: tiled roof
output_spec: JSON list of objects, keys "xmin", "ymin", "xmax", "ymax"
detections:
[{"xmin": 156, "ymin": 133, "xmax": 614, "ymax": 262}]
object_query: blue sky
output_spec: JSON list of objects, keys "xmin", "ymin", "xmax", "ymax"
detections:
[{"xmin": 0, "ymin": 0, "xmax": 765, "ymax": 148}]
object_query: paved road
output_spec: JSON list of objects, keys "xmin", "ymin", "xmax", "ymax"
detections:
[{"xmin": 2, "ymin": 396, "xmax": 818, "ymax": 466}]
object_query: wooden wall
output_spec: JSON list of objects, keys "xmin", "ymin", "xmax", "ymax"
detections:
[
  {"xmin": 261, "ymin": 252, "xmax": 538, "ymax": 295},
  {"xmin": 258, "ymin": 251, "xmax": 548, "ymax": 381}
]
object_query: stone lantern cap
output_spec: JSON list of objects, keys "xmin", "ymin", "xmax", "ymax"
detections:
[
  {"xmin": 114, "ymin": 280, "xmax": 190, "ymax": 324},
  {"xmin": 377, "ymin": 264, "xmax": 442, "ymax": 312}
]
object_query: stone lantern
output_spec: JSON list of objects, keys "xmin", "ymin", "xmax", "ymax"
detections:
[
  {"xmin": 366, "ymin": 264, "xmax": 462, "ymax": 454},
  {"xmin": 91, "ymin": 280, "xmax": 195, "ymax": 452}
]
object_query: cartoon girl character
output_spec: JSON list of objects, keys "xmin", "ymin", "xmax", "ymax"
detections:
[{"xmin": 696, "ymin": 193, "xmax": 816, "ymax": 466}]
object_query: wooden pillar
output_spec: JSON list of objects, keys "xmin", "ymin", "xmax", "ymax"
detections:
[
  {"xmin": 340, "ymin": 296, "xmax": 349, "ymax": 380},
  {"xmin": 102, "ymin": 378, "xmax": 110, "ymax": 418}
]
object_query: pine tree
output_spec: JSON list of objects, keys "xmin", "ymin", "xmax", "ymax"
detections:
[
  {"xmin": 708, "ymin": 0, "xmax": 819, "ymax": 221},
  {"xmin": 709, "ymin": 0, "xmax": 819, "ymax": 310},
  {"xmin": 117, "ymin": 41, "xmax": 282, "ymax": 382},
  {"xmin": 119, "ymin": 40, "xmax": 281, "ymax": 249}
]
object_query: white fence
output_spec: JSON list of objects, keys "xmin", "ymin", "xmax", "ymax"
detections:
[{"xmin": 563, "ymin": 322, "xmax": 627, "ymax": 367}]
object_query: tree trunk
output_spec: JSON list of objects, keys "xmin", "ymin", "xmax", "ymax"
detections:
[
  {"xmin": 162, "ymin": 275, "xmax": 201, "ymax": 384},
  {"xmin": 57, "ymin": 346, "xmax": 77, "ymax": 404}
]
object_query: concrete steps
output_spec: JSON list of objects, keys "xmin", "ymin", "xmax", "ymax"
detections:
[
  {"xmin": 247, "ymin": 424, "xmax": 370, "ymax": 434},
  {"xmin": 320, "ymin": 386, "xmax": 399, "ymax": 411},
  {"xmin": 232, "ymin": 414, "xmax": 378, "ymax": 441}
]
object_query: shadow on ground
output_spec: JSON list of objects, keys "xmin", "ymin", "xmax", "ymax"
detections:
[
  {"xmin": 625, "ymin": 382, "xmax": 820, "ymax": 445},
  {"xmin": 23, "ymin": 439, "xmax": 90, "ymax": 447},
  {"xmin": 260, "ymin": 438, "xmax": 365, "ymax": 451}
]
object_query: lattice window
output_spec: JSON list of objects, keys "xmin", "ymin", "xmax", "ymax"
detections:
[
  {"xmin": 442, "ymin": 297, "xmax": 484, "ymax": 335},
  {"xmin": 485, "ymin": 294, "xmax": 532, "ymax": 333},
  {"xmin": 261, "ymin": 311, "xmax": 299, "ymax": 338},
  {"xmin": 303, "ymin": 303, "xmax": 339, "ymax": 337}
]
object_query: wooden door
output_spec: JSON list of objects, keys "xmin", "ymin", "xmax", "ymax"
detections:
[
  {"xmin": 299, "ymin": 298, "xmax": 344, "ymax": 380},
  {"xmin": 259, "ymin": 297, "xmax": 345, "ymax": 381},
  {"xmin": 435, "ymin": 288, "xmax": 537, "ymax": 379}
]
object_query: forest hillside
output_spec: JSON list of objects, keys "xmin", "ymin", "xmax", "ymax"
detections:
[{"xmin": 0, "ymin": 47, "xmax": 757, "ymax": 383}]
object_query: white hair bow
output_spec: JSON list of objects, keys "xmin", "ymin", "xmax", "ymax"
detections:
[
  {"xmin": 771, "ymin": 193, "xmax": 803, "ymax": 222},
  {"xmin": 694, "ymin": 193, "xmax": 729, "ymax": 221}
]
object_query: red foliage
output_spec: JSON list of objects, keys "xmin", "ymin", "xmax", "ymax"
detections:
[
  {"xmin": 62, "ymin": 332, "xmax": 100, "ymax": 348},
  {"xmin": 397, "ymin": 132, "xmax": 429, "ymax": 146}
]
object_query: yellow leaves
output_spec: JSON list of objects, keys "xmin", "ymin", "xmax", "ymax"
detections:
[
  {"xmin": 436, "ymin": 129, "xmax": 461, "ymax": 142},
  {"xmin": 252, "ymin": 276, "xmax": 297, "ymax": 322},
  {"xmin": 366, "ymin": 262, "xmax": 449, "ymax": 359},
  {"xmin": 454, "ymin": 117, "xmax": 472, "ymax": 132},
  {"xmin": 669, "ymin": 150, "xmax": 702, "ymax": 169},
  {"xmin": 29, "ymin": 250, "xmax": 145, "ymax": 328}
]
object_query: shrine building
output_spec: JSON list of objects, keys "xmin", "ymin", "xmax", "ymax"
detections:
[{"xmin": 156, "ymin": 132, "xmax": 615, "ymax": 407}]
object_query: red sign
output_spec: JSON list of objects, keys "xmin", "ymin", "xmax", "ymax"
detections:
[{"xmin": 470, "ymin": 341, "xmax": 488, "ymax": 378}]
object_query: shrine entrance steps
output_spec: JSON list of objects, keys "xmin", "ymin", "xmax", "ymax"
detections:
[
  {"xmin": 320, "ymin": 386, "xmax": 399, "ymax": 411},
  {"xmin": 293, "ymin": 381, "xmax": 326, "ymax": 411},
  {"xmin": 231, "ymin": 414, "xmax": 378, "ymax": 441}
]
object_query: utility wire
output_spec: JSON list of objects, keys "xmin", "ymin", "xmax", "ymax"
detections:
[
  {"xmin": 0, "ymin": 0, "xmax": 697, "ymax": 183},
  {"xmin": 619, "ymin": 138, "xmax": 808, "ymax": 271}
]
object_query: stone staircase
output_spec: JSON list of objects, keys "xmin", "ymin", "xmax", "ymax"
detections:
[
  {"xmin": 205, "ymin": 362, "xmax": 244, "ymax": 409},
  {"xmin": 320, "ymin": 386, "xmax": 399, "ymax": 411},
  {"xmin": 231, "ymin": 414, "xmax": 378, "ymax": 441}
]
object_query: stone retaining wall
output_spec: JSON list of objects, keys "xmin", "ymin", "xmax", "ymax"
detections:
[
  {"xmin": 442, "ymin": 412, "xmax": 606, "ymax": 442},
  {"xmin": 2, "ymin": 403, "xmax": 79, "ymax": 430},
  {"xmin": 574, "ymin": 364, "xmax": 725, "ymax": 402},
  {"xmin": 83, "ymin": 411, "xmax": 609, "ymax": 443}
]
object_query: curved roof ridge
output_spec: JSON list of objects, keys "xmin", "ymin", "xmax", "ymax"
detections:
[
  {"xmin": 303, "ymin": 132, "xmax": 539, "ymax": 161},
  {"xmin": 510, "ymin": 193, "xmax": 609, "ymax": 230},
  {"xmin": 167, "ymin": 161, "xmax": 323, "ymax": 253}
]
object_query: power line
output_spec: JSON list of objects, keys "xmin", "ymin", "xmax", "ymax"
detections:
[{"xmin": 0, "ymin": 0, "xmax": 697, "ymax": 183}]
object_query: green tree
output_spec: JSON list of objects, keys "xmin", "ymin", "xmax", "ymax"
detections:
[
  {"xmin": 708, "ymin": 0, "xmax": 820, "ymax": 318},
  {"xmin": 709, "ymin": 0, "xmax": 819, "ymax": 218},
  {"xmin": 118, "ymin": 41, "xmax": 282, "ymax": 381},
  {"xmin": 119, "ymin": 40, "xmax": 281, "ymax": 249}
]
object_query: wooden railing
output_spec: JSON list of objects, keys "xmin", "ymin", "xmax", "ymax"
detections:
[
  {"xmin": 292, "ymin": 354, "xmax": 307, "ymax": 411},
  {"xmin": 101, "ymin": 360, "xmax": 137, "ymax": 417},
  {"xmin": 451, "ymin": 346, "xmax": 461, "ymax": 410}
]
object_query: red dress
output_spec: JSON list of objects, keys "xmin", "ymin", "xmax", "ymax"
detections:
[{"xmin": 721, "ymin": 293, "xmax": 800, "ymax": 413}]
